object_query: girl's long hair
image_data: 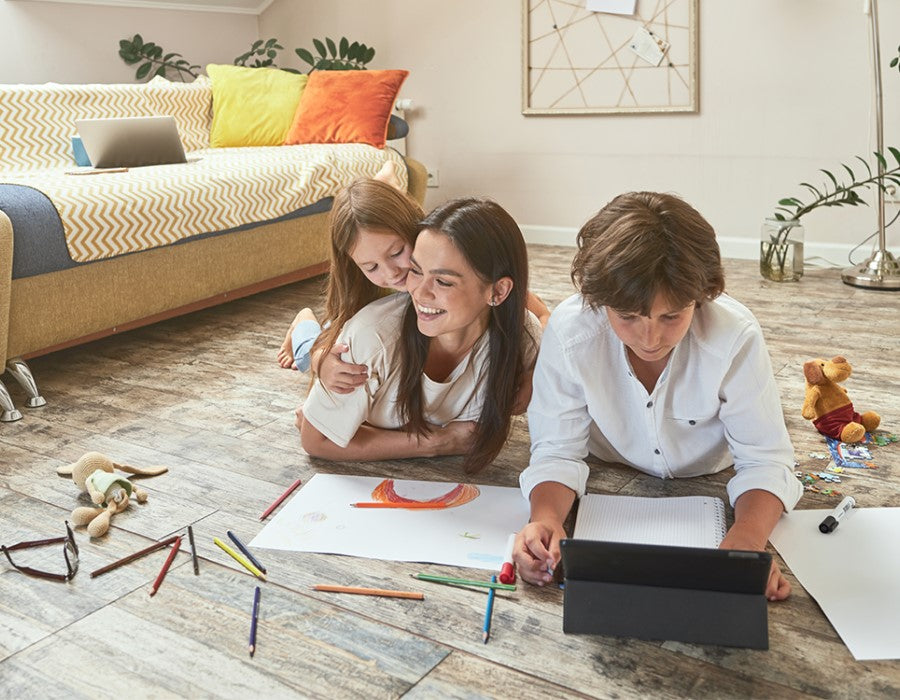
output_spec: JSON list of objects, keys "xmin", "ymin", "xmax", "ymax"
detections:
[
  {"xmin": 397, "ymin": 198, "xmax": 531, "ymax": 473},
  {"xmin": 311, "ymin": 178, "xmax": 423, "ymax": 372}
]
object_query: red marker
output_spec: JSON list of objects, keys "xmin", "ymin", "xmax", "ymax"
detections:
[{"xmin": 498, "ymin": 533, "xmax": 517, "ymax": 584}]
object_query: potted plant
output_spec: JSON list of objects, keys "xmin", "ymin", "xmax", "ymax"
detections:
[{"xmin": 763, "ymin": 148, "xmax": 900, "ymax": 282}]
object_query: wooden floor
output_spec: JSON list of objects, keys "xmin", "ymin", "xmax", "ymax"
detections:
[{"xmin": 1, "ymin": 246, "xmax": 899, "ymax": 699}]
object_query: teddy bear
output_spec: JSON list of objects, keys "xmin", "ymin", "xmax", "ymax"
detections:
[
  {"xmin": 801, "ymin": 356, "xmax": 880, "ymax": 443},
  {"xmin": 56, "ymin": 452, "xmax": 168, "ymax": 538}
]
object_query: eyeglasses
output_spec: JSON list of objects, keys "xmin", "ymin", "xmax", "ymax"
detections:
[{"xmin": 1, "ymin": 521, "xmax": 79, "ymax": 582}]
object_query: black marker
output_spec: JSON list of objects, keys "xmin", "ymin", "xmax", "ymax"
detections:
[{"xmin": 819, "ymin": 496, "xmax": 855, "ymax": 533}]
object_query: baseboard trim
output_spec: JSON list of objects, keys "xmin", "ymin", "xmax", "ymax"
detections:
[{"xmin": 519, "ymin": 225, "xmax": 857, "ymax": 266}]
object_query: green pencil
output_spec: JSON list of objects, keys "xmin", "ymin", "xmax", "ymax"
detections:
[{"xmin": 412, "ymin": 573, "xmax": 516, "ymax": 591}]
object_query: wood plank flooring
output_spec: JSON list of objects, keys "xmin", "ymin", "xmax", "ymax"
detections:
[{"xmin": 1, "ymin": 246, "xmax": 899, "ymax": 699}]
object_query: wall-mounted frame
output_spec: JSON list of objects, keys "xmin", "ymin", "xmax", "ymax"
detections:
[{"xmin": 522, "ymin": 0, "xmax": 699, "ymax": 115}]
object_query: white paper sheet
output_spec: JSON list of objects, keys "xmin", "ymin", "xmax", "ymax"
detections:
[
  {"xmin": 250, "ymin": 474, "xmax": 531, "ymax": 571},
  {"xmin": 585, "ymin": 0, "xmax": 637, "ymax": 16},
  {"xmin": 770, "ymin": 507, "xmax": 900, "ymax": 660}
]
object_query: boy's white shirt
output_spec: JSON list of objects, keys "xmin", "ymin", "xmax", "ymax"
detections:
[{"xmin": 521, "ymin": 293, "xmax": 803, "ymax": 510}]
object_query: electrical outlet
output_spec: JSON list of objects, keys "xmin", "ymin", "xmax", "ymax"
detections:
[{"xmin": 426, "ymin": 167, "xmax": 440, "ymax": 188}]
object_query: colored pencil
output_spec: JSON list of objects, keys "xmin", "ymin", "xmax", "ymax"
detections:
[
  {"xmin": 483, "ymin": 575, "xmax": 497, "ymax": 644},
  {"xmin": 227, "ymin": 530, "xmax": 267, "ymax": 574},
  {"xmin": 313, "ymin": 584, "xmax": 425, "ymax": 600},
  {"xmin": 149, "ymin": 536, "xmax": 181, "ymax": 597},
  {"xmin": 213, "ymin": 537, "xmax": 267, "ymax": 581},
  {"xmin": 187, "ymin": 525, "xmax": 199, "ymax": 575},
  {"xmin": 350, "ymin": 502, "xmax": 448, "ymax": 509},
  {"xmin": 259, "ymin": 477, "xmax": 303, "ymax": 520},
  {"xmin": 90, "ymin": 535, "xmax": 179, "ymax": 578},
  {"xmin": 249, "ymin": 586, "xmax": 260, "ymax": 658},
  {"xmin": 412, "ymin": 573, "xmax": 516, "ymax": 591}
]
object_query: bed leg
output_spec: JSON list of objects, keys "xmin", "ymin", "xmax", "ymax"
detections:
[
  {"xmin": 0, "ymin": 379, "xmax": 22, "ymax": 422},
  {"xmin": 5, "ymin": 358, "xmax": 47, "ymax": 408}
]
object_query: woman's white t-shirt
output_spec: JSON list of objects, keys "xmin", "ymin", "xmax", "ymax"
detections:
[{"xmin": 302, "ymin": 293, "xmax": 541, "ymax": 448}]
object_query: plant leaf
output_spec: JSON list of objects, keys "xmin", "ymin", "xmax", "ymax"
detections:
[
  {"xmin": 348, "ymin": 41, "xmax": 359, "ymax": 60},
  {"xmin": 855, "ymin": 156, "xmax": 872, "ymax": 178},
  {"xmin": 295, "ymin": 48, "xmax": 315, "ymax": 65},
  {"xmin": 313, "ymin": 38, "xmax": 327, "ymax": 57},
  {"xmin": 888, "ymin": 146, "xmax": 900, "ymax": 167},
  {"xmin": 821, "ymin": 169, "xmax": 838, "ymax": 189},
  {"xmin": 364, "ymin": 46, "xmax": 376, "ymax": 63},
  {"xmin": 136, "ymin": 62, "xmax": 153, "ymax": 79},
  {"xmin": 326, "ymin": 37, "xmax": 337, "ymax": 57},
  {"xmin": 339, "ymin": 37, "xmax": 348, "ymax": 58},
  {"xmin": 875, "ymin": 151, "xmax": 888, "ymax": 170}
]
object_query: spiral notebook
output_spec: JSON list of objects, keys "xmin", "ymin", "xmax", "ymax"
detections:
[{"xmin": 573, "ymin": 494, "xmax": 727, "ymax": 549}]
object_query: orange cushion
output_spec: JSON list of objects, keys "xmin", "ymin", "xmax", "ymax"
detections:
[{"xmin": 284, "ymin": 69, "xmax": 408, "ymax": 149}]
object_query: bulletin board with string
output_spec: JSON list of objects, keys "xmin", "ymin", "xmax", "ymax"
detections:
[{"xmin": 522, "ymin": 0, "xmax": 698, "ymax": 115}]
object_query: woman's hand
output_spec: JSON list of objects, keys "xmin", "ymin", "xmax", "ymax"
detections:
[
  {"xmin": 432, "ymin": 421, "xmax": 478, "ymax": 456},
  {"xmin": 515, "ymin": 520, "xmax": 566, "ymax": 586},
  {"xmin": 318, "ymin": 343, "xmax": 368, "ymax": 394}
]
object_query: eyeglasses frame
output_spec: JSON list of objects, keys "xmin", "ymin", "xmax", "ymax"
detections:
[{"xmin": 1, "ymin": 521, "xmax": 79, "ymax": 582}]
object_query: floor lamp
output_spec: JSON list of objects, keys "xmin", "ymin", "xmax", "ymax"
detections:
[{"xmin": 842, "ymin": 0, "xmax": 900, "ymax": 289}]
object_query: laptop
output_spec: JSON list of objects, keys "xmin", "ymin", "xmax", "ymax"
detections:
[
  {"xmin": 559, "ymin": 539, "xmax": 772, "ymax": 649},
  {"xmin": 75, "ymin": 116, "xmax": 187, "ymax": 169}
]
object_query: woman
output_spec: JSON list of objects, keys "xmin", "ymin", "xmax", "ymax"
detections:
[{"xmin": 297, "ymin": 197, "xmax": 541, "ymax": 472}]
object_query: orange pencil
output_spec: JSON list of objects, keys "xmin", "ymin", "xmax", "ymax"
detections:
[
  {"xmin": 350, "ymin": 502, "xmax": 448, "ymax": 509},
  {"xmin": 149, "ymin": 536, "xmax": 181, "ymax": 597},
  {"xmin": 313, "ymin": 584, "xmax": 425, "ymax": 600}
]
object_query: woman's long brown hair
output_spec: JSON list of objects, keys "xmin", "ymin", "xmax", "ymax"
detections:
[
  {"xmin": 310, "ymin": 178, "xmax": 423, "ymax": 373},
  {"xmin": 396, "ymin": 198, "xmax": 531, "ymax": 474}
]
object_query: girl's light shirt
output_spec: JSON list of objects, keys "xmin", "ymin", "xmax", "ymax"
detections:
[
  {"xmin": 303, "ymin": 293, "xmax": 542, "ymax": 448},
  {"xmin": 521, "ymin": 293, "xmax": 803, "ymax": 510}
]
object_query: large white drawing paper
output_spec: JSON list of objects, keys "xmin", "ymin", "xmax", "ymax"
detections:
[
  {"xmin": 770, "ymin": 507, "xmax": 900, "ymax": 661},
  {"xmin": 250, "ymin": 474, "xmax": 531, "ymax": 571}
]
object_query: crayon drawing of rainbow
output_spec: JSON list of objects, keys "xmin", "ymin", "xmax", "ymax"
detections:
[{"xmin": 370, "ymin": 479, "xmax": 480, "ymax": 508}]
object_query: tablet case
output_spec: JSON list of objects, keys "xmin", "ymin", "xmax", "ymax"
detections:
[{"xmin": 560, "ymin": 539, "xmax": 771, "ymax": 649}]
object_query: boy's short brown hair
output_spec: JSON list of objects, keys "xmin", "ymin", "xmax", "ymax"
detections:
[{"xmin": 571, "ymin": 191, "xmax": 725, "ymax": 314}]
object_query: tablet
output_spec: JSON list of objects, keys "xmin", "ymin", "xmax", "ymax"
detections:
[{"xmin": 560, "ymin": 539, "xmax": 771, "ymax": 648}]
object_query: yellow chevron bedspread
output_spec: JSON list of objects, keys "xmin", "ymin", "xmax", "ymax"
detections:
[{"xmin": 2, "ymin": 145, "xmax": 406, "ymax": 262}]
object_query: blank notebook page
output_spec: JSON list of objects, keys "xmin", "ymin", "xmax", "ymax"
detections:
[{"xmin": 573, "ymin": 494, "xmax": 726, "ymax": 549}]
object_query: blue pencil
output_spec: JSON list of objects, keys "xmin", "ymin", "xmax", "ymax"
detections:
[
  {"xmin": 227, "ymin": 530, "xmax": 267, "ymax": 574},
  {"xmin": 482, "ymin": 575, "xmax": 497, "ymax": 644},
  {"xmin": 249, "ymin": 586, "xmax": 260, "ymax": 657}
]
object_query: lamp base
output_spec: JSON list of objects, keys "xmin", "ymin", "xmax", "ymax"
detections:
[{"xmin": 841, "ymin": 249, "xmax": 900, "ymax": 290}]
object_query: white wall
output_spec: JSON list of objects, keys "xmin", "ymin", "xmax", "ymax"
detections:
[
  {"xmin": 0, "ymin": 0, "xmax": 258, "ymax": 84},
  {"xmin": 261, "ymin": 0, "xmax": 900, "ymax": 260}
]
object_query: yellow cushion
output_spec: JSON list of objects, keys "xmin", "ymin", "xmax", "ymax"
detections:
[{"xmin": 207, "ymin": 64, "xmax": 307, "ymax": 147}]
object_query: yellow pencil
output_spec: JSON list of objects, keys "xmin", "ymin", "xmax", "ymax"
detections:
[{"xmin": 213, "ymin": 537, "xmax": 267, "ymax": 581}]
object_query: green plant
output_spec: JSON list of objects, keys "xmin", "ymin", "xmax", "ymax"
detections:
[
  {"xmin": 119, "ymin": 35, "xmax": 373, "ymax": 81},
  {"xmin": 234, "ymin": 38, "xmax": 285, "ymax": 68},
  {"xmin": 891, "ymin": 44, "xmax": 900, "ymax": 73},
  {"xmin": 118, "ymin": 35, "xmax": 200, "ymax": 81},
  {"xmin": 773, "ymin": 149, "xmax": 900, "ymax": 222},
  {"xmin": 295, "ymin": 37, "xmax": 375, "ymax": 72},
  {"xmin": 763, "ymin": 149, "xmax": 900, "ymax": 280}
]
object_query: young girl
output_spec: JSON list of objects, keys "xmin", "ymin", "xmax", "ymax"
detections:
[
  {"xmin": 515, "ymin": 192, "xmax": 803, "ymax": 600},
  {"xmin": 297, "ymin": 197, "xmax": 542, "ymax": 472},
  {"xmin": 277, "ymin": 166, "xmax": 550, "ymax": 398}
]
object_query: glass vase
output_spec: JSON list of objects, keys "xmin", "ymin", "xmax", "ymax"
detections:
[{"xmin": 760, "ymin": 219, "xmax": 804, "ymax": 282}]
